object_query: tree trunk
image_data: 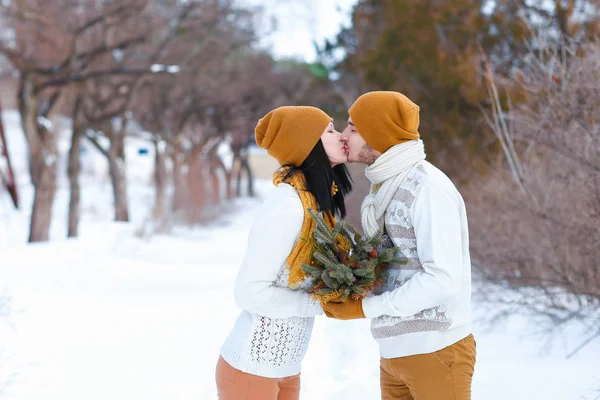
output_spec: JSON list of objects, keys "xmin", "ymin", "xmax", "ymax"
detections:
[
  {"xmin": 210, "ymin": 151, "xmax": 232, "ymax": 202},
  {"xmin": 108, "ymin": 149, "xmax": 129, "ymax": 222},
  {"xmin": 171, "ymin": 141, "xmax": 187, "ymax": 212},
  {"xmin": 241, "ymin": 155, "xmax": 254, "ymax": 197},
  {"xmin": 106, "ymin": 119, "xmax": 129, "ymax": 222},
  {"xmin": 233, "ymin": 151, "xmax": 243, "ymax": 197},
  {"xmin": 209, "ymin": 166, "xmax": 220, "ymax": 205},
  {"xmin": 153, "ymin": 139, "xmax": 168, "ymax": 220},
  {"xmin": 29, "ymin": 156, "xmax": 57, "ymax": 242},
  {"xmin": 0, "ymin": 98, "xmax": 19, "ymax": 208},
  {"xmin": 235, "ymin": 147, "xmax": 254, "ymax": 197},
  {"xmin": 67, "ymin": 98, "xmax": 83, "ymax": 238},
  {"xmin": 28, "ymin": 129, "xmax": 57, "ymax": 242},
  {"xmin": 208, "ymin": 158, "xmax": 226, "ymax": 206},
  {"xmin": 235, "ymin": 168, "xmax": 242, "ymax": 196},
  {"xmin": 224, "ymin": 169, "xmax": 232, "ymax": 200},
  {"xmin": 20, "ymin": 75, "xmax": 58, "ymax": 243},
  {"xmin": 186, "ymin": 145, "xmax": 206, "ymax": 224}
]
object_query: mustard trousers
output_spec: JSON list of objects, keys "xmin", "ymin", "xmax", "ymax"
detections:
[{"xmin": 380, "ymin": 334, "xmax": 476, "ymax": 400}]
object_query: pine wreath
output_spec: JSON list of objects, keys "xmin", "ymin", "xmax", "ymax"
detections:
[{"xmin": 301, "ymin": 209, "xmax": 407, "ymax": 304}]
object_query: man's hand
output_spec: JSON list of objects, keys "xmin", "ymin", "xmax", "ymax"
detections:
[{"xmin": 321, "ymin": 298, "xmax": 366, "ymax": 320}]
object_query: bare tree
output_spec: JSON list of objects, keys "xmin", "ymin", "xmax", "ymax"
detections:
[
  {"xmin": 67, "ymin": 91, "xmax": 84, "ymax": 237},
  {"xmin": 63, "ymin": 0, "xmax": 205, "ymax": 235},
  {"xmin": 469, "ymin": 34, "xmax": 600, "ymax": 352},
  {"xmin": 133, "ymin": 0, "xmax": 261, "ymax": 225},
  {"xmin": 0, "ymin": 97, "xmax": 19, "ymax": 208},
  {"xmin": 0, "ymin": 0, "xmax": 157, "ymax": 241},
  {"xmin": 69, "ymin": 0, "xmax": 179, "ymax": 229},
  {"xmin": 231, "ymin": 129, "xmax": 254, "ymax": 197}
]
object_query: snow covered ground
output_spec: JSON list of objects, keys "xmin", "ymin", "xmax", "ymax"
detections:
[
  {"xmin": 1, "ymin": 180, "xmax": 599, "ymax": 400},
  {"xmin": 1, "ymin": 110, "xmax": 599, "ymax": 399}
]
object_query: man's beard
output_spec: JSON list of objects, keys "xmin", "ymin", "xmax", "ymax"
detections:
[{"xmin": 358, "ymin": 143, "xmax": 378, "ymax": 165}]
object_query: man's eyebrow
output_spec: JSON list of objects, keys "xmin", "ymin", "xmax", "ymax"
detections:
[{"xmin": 348, "ymin": 121, "xmax": 355, "ymax": 126}]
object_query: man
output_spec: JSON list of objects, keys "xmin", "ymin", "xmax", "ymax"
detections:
[{"xmin": 322, "ymin": 91, "xmax": 476, "ymax": 399}]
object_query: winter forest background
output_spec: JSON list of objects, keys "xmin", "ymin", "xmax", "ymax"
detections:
[{"xmin": 0, "ymin": 0, "xmax": 599, "ymax": 399}]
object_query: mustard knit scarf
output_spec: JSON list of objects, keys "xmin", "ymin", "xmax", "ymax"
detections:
[{"xmin": 273, "ymin": 167, "xmax": 336, "ymax": 289}]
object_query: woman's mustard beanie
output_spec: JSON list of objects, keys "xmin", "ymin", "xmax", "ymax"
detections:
[{"xmin": 255, "ymin": 106, "xmax": 332, "ymax": 166}]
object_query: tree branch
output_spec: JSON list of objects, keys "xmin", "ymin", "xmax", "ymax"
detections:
[
  {"xmin": 73, "ymin": 4, "xmax": 137, "ymax": 36},
  {"xmin": 84, "ymin": 131, "xmax": 108, "ymax": 157},
  {"xmin": 36, "ymin": 68, "xmax": 169, "ymax": 91},
  {"xmin": 0, "ymin": 42, "xmax": 25, "ymax": 69},
  {"xmin": 76, "ymin": 35, "xmax": 148, "ymax": 70}
]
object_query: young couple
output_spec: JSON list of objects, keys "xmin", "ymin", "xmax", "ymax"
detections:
[{"xmin": 215, "ymin": 91, "xmax": 476, "ymax": 400}]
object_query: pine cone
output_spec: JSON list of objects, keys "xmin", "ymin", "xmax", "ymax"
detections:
[{"xmin": 369, "ymin": 249, "xmax": 378, "ymax": 259}]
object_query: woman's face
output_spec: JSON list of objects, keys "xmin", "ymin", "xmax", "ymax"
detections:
[{"xmin": 321, "ymin": 122, "xmax": 347, "ymax": 166}]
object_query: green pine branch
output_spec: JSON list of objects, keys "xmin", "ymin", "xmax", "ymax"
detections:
[{"xmin": 303, "ymin": 209, "xmax": 407, "ymax": 303}]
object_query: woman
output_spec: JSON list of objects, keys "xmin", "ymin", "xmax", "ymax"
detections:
[{"xmin": 216, "ymin": 106, "xmax": 352, "ymax": 399}]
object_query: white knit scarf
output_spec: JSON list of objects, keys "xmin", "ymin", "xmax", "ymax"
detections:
[{"xmin": 361, "ymin": 139, "xmax": 426, "ymax": 237}]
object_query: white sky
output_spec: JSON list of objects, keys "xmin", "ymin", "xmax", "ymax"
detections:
[{"xmin": 240, "ymin": 0, "xmax": 359, "ymax": 62}]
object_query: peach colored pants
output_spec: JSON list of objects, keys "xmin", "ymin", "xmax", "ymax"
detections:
[
  {"xmin": 216, "ymin": 356, "xmax": 300, "ymax": 400},
  {"xmin": 380, "ymin": 334, "xmax": 477, "ymax": 400}
]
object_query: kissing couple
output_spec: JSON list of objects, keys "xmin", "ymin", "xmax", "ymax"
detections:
[{"xmin": 216, "ymin": 91, "xmax": 476, "ymax": 400}]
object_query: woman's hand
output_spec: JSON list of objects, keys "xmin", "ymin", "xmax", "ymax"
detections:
[{"xmin": 321, "ymin": 298, "xmax": 366, "ymax": 320}]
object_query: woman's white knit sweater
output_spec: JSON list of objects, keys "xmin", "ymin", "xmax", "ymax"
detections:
[{"xmin": 219, "ymin": 183, "xmax": 322, "ymax": 378}]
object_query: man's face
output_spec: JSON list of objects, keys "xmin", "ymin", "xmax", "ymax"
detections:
[{"xmin": 341, "ymin": 117, "xmax": 381, "ymax": 165}]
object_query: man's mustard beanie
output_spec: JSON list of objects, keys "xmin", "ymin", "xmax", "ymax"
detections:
[
  {"xmin": 348, "ymin": 91, "xmax": 420, "ymax": 153},
  {"xmin": 255, "ymin": 106, "xmax": 332, "ymax": 167}
]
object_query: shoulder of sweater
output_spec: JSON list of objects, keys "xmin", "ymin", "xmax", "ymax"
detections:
[
  {"xmin": 258, "ymin": 183, "xmax": 304, "ymax": 219},
  {"xmin": 417, "ymin": 161, "xmax": 464, "ymax": 206}
]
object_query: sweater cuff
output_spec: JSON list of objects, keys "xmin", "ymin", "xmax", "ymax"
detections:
[
  {"xmin": 362, "ymin": 295, "xmax": 383, "ymax": 319},
  {"xmin": 300, "ymin": 295, "xmax": 322, "ymax": 317}
]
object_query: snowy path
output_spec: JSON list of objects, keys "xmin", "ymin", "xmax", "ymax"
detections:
[{"xmin": 1, "ymin": 186, "xmax": 599, "ymax": 400}]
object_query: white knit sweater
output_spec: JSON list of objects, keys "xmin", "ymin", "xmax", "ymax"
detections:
[
  {"xmin": 362, "ymin": 161, "xmax": 472, "ymax": 358},
  {"xmin": 220, "ymin": 183, "xmax": 322, "ymax": 378}
]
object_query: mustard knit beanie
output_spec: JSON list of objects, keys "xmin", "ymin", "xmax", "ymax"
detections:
[
  {"xmin": 255, "ymin": 106, "xmax": 332, "ymax": 166},
  {"xmin": 348, "ymin": 91, "xmax": 420, "ymax": 153}
]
